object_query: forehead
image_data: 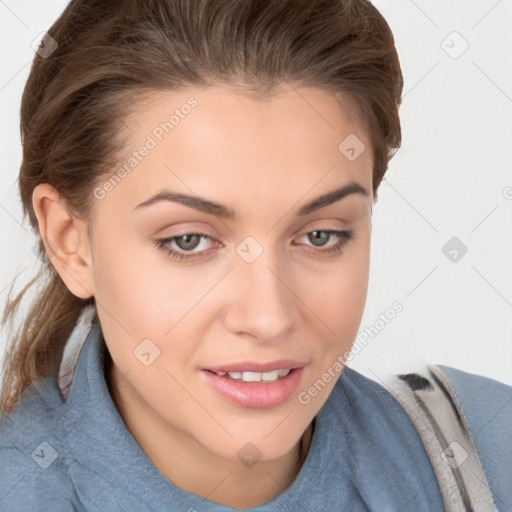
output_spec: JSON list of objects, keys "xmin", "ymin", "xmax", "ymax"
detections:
[
  {"xmin": 126, "ymin": 82, "xmax": 367, "ymax": 147},
  {"xmin": 96, "ymin": 84, "xmax": 373, "ymax": 219}
]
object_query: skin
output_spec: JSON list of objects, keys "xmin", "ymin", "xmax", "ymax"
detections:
[{"xmin": 32, "ymin": 83, "xmax": 375, "ymax": 509}]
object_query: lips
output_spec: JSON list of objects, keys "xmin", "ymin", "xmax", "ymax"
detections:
[{"xmin": 201, "ymin": 360, "xmax": 307, "ymax": 408}]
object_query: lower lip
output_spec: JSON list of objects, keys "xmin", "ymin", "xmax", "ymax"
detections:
[{"xmin": 202, "ymin": 367, "xmax": 304, "ymax": 409}]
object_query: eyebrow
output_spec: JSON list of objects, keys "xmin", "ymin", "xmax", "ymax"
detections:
[{"xmin": 133, "ymin": 181, "xmax": 369, "ymax": 219}]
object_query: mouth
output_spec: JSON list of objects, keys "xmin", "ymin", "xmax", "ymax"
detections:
[{"xmin": 201, "ymin": 362, "xmax": 306, "ymax": 409}]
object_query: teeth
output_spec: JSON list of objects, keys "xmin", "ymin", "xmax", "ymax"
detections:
[
  {"xmin": 261, "ymin": 370, "xmax": 279, "ymax": 381},
  {"xmin": 219, "ymin": 369, "xmax": 291, "ymax": 382},
  {"xmin": 242, "ymin": 371, "xmax": 262, "ymax": 382}
]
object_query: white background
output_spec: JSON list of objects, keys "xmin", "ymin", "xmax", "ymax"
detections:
[{"xmin": 0, "ymin": 1, "xmax": 511, "ymax": 385}]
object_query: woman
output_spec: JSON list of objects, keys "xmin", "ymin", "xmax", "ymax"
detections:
[{"xmin": 0, "ymin": 0, "xmax": 510, "ymax": 510}]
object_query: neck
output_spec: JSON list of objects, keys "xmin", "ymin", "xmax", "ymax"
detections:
[{"xmin": 106, "ymin": 357, "xmax": 315, "ymax": 509}]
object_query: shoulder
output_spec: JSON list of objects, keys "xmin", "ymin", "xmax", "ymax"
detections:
[
  {"xmin": 0, "ymin": 378, "xmax": 81, "ymax": 511},
  {"xmin": 338, "ymin": 363, "xmax": 512, "ymax": 509},
  {"xmin": 332, "ymin": 364, "xmax": 435, "ymax": 445},
  {"xmin": 366, "ymin": 362, "xmax": 512, "ymax": 511},
  {"xmin": 436, "ymin": 365, "xmax": 512, "ymax": 509},
  {"xmin": 0, "ymin": 376, "xmax": 64, "ymax": 450},
  {"xmin": 335, "ymin": 363, "xmax": 406, "ymax": 411},
  {"xmin": 436, "ymin": 364, "xmax": 512, "ymax": 430}
]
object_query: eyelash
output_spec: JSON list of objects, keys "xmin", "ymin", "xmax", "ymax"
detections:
[{"xmin": 153, "ymin": 229, "xmax": 354, "ymax": 261}]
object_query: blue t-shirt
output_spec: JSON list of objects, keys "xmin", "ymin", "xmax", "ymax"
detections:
[{"xmin": 0, "ymin": 322, "xmax": 510, "ymax": 511}]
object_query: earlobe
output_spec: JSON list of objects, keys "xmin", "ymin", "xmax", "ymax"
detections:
[{"xmin": 32, "ymin": 183, "xmax": 94, "ymax": 299}]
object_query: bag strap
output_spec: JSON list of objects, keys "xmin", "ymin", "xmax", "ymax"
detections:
[{"xmin": 384, "ymin": 363, "xmax": 498, "ymax": 512}]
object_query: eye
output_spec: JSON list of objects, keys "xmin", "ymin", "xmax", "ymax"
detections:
[
  {"xmin": 293, "ymin": 230, "xmax": 354, "ymax": 256},
  {"xmin": 154, "ymin": 229, "xmax": 354, "ymax": 261},
  {"xmin": 154, "ymin": 232, "xmax": 217, "ymax": 261}
]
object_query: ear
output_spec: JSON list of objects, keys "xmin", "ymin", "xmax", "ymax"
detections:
[
  {"xmin": 370, "ymin": 192, "xmax": 377, "ymax": 232},
  {"xmin": 32, "ymin": 183, "xmax": 94, "ymax": 299}
]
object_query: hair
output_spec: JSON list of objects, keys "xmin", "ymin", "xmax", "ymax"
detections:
[{"xmin": 0, "ymin": 0, "xmax": 403, "ymax": 415}]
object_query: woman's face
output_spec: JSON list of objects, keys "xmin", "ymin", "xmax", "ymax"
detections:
[{"xmin": 87, "ymin": 83, "xmax": 374, "ymax": 464}]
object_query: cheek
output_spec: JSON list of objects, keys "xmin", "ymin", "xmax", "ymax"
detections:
[
  {"xmin": 90, "ymin": 225, "xmax": 169, "ymax": 312},
  {"xmin": 90, "ymin": 233, "xmax": 203, "ymax": 375},
  {"xmin": 305, "ymin": 239, "xmax": 370, "ymax": 321},
  {"xmin": 300, "ymin": 237, "xmax": 370, "ymax": 360},
  {"xmin": 91, "ymin": 227, "xmax": 217, "ymax": 353}
]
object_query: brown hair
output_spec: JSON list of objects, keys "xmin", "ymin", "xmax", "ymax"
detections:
[{"xmin": 0, "ymin": 0, "xmax": 403, "ymax": 415}]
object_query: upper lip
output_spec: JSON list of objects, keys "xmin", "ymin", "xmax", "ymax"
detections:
[{"xmin": 204, "ymin": 360, "xmax": 307, "ymax": 373}]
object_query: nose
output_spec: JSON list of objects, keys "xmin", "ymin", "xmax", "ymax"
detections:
[{"xmin": 223, "ymin": 246, "xmax": 300, "ymax": 343}]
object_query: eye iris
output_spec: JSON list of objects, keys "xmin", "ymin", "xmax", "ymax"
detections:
[
  {"xmin": 308, "ymin": 230, "xmax": 330, "ymax": 247},
  {"xmin": 176, "ymin": 234, "xmax": 201, "ymax": 251}
]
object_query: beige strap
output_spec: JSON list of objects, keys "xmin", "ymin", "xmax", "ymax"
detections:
[{"xmin": 384, "ymin": 363, "xmax": 498, "ymax": 512}]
